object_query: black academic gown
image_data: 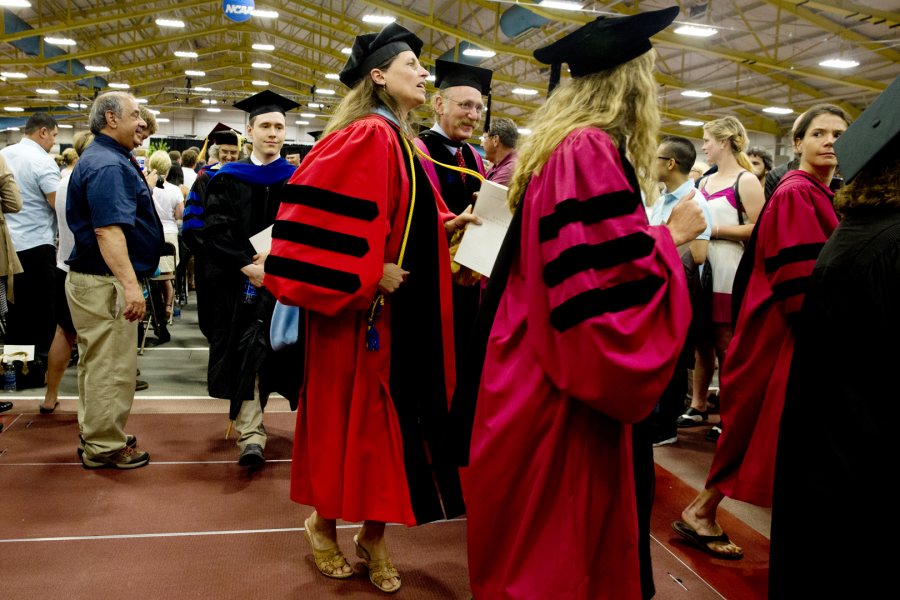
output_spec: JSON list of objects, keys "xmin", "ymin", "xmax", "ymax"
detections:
[
  {"xmin": 201, "ymin": 158, "xmax": 299, "ymax": 416},
  {"xmin": 417, "ymin": 130, "xmax": 483, "ymax": 379},
  {"xmin": 770, "ymin": 207, "xmax": 900, "ymax": 599}
]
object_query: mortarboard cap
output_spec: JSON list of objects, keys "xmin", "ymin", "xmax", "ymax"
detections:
[
  {"xmin": 435, "ymin": 59, "xmax": 493, "ymax": 94},
  {"xmin": 339, "ymin": 23, "xmax": 424, "ymax": 89},
  {"xmin": 207, "ymin": 122, "xmax": 241, "ymax": 146},
  {"xmin": 233, "ymin": 90, "xmax": 300, "ymax": 119},
  {"xmin": 534, "ymin": 6, "xmax": 679, "ymax": 90},
  {"xmin": 834, "ymin": 75, "xmax": 900, "ymax": 184}
]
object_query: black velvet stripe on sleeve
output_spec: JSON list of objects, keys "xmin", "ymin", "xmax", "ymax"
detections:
[
  {"xmin": 770, "ymin": 275, "xmax": 812, "ymax": 303},
  {"xmin": 538, "ymin": 190, "xmax": 640, "ymax": 242},
  {"xmin": 549, "ymin": 275, "xmax": 664, "ymax": 332},
  {"xmin": 543, "ymin": 232, "xmax": 656, "ymax": 288},
  {"xmin": 272, "ymin": 221, "xmax": 370, "ymax": 258},
  {"xmin": 265, "ymin": 254, "xmax": 361, "ymax": 293},
  {"xmin": 764, "ymin": 242, "xmax": 825, "ymax": 274},
  {"xmin": 281, "ymin": 184, "xmax": 380, "ymax": 222}
]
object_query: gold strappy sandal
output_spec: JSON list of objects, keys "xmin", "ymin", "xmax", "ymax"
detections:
[
  {"xmin": 353, "ymin": 534, "xmax": 401, "ymax": 594},
  {"xmin": 303, "ymin": 515, "xmax": 353, "ymax": 579}
]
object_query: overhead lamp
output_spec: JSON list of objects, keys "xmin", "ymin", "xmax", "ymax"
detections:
[
  {"xmin": 763, "ymin": 106, "xmax": 793, "ymax": 115},
  {"xmin": 316, "ymin": 88, "xmax": 336, "ymax": 95},
  {"xmin": 207, "ymin": 108, "xmax": 221, "ymax": 113},
  {"xmin": 193, "ymin": 86, "xmax": 212, "ymax": 92},
  {"xmin": 45, "ymin": 36, "xmax": 76, "ymax": 46},
  {"xmin": 156, "ymin": 118, "xmax": 170, "ymax": 123},
  {"xmin": 681, "ymin": 90, "xmax": 712, "ymax": 98},
  {"xmin": 174, "ymin": 51, "xmax": 198, "ymax": 58},
  {"xmin": 4, "ymin": 106, "xmax": 25, "ymax": 112},
  {"xmin": 538, "ymin": 1, "xmax": 584, "ymax": 10},
  {"xmin": 0, "ymin": 1, "xmax": 32, "ymax": 8},
  {"xmin": 252, "ymin": 43, "xmax": 275, "ymax": 51},
  {"xmin": 58, "ymin": 124, "xmax": 73, "ymax": 129},
  {"xmin": 108, "ymin": 82, "xmax": 130, "ymax": 89},
  {"xmin": 201, "ymin": 99, "xmax": 218, "ymax": 105},
  {"xmin": 462, "ymin": 48, "xmax": 496, "ymax": 58},
  {"xmin": 250, "ymin": 9, "xmax": 278, "ymax": 18},
  {"xmin": 674, "ymin": 25, "xmax": 717, "ymax": 37},
  {"xmin": 185, "ymin": 70, "xmax": 206, "ymax": 77},
  {"xmin": 511, "ymin": 87, "xmax": 539, "ymax": 96},
  {"xmin": 135, "ymin": 98, "xmax": 148, "ymax": 104},
  {"xmin": 5, "ymin": 127, "xmax": 20, "ymax": 132},
  {"xmin": 308, "ymin": 102, "xmax": 323, "ymax": 108},
  {"xmin": 679, "ymin": 119, "xmax": 704, "ymax": 127},
  {"xmin": 341, "ymin": 47, "xmax": 352, "ymax": 55},
  {"xmin": 325, "ymin": 73, "xmax": 340, "ymax": 80},
  {"xmin": 300, "ymin": 112, "xmax": 316, "ymax": 118},
  {"xmin": 84, "ymin": 65, "xmax": 110, "ymax": 73},
  {"xmin": 518, "ymin": 128, "xmax": 532, "ymax": 135},
  {"xmin": 36, "ymin": 88, "xmax": 59, "ymax": 94},
  {"xmin": 252, "ymin": 62, "xmax": 272, "ymax": 69},
  {"xmin": 148, "ymin": 109, "xmax": 160, "ymax": 115},
  {"xmin": 819, "ymin": 58, "xmax": 860, "ymax": 69},
  {"xmin": 362, "ymin": 15, "xmax": 396, "ymax": 24},
  {"xmin": 296, "ymin": 120, "xmax": 310, "ymax": 125},
  {"xmin": 252, "ymin": 80, "xmax": 268, "ymax": 86},
  {"xmin": 426, "ymin": 74, "xmax": 436, "ymax": 82},
  {"xmin": 67, "ymin": 102, "xmax": 88, "ymax": 109},
  {"xmin": 1, "ymin": 71, "xmax": 27, "ymax": 79},
  {"xmin": 155, "ymin": 18, "xmax": 185, "ymax": 28}
]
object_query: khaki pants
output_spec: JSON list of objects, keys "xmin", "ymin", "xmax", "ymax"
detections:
[
  {"xmin": 66, "ymin": 271, "xmax": 137, "ymax": 459},
  {"xmin": 235, "ymin": 379, "xmax": 266, "ymax": 450}
]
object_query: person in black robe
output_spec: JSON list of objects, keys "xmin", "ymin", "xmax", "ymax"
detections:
[
  {"xmin": 770, "ymin": 76, "xmax": 900, "ymax": 599},
  {"xmin": 201, "ymin": 91, "xmax": 299, "ymax": 467}
]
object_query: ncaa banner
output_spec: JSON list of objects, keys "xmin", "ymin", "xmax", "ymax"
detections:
[{"xmin": 223, "ymin": 0, "xmax": 255, "ymax": 23}]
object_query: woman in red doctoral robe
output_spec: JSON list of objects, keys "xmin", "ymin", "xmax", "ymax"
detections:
[
  {"xmin": 461, "ymin": 7, "xmax": 697, "ymax": 599},
  {"xmin": 263, "ymin": 24, "xmax": 475, "ymax": 594},
  {"xmin": 673, "ymin": 104, "xmax": 852, "ymax": 559}
]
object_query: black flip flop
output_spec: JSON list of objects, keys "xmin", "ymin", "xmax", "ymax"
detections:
[{"xmin": 672, "ymin": 520, "xmax": 744, "ymax": 560}]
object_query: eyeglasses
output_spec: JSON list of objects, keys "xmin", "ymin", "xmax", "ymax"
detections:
[{"xmin": 446, "ymin": 98, "xmax": 485, "ymax": 115}]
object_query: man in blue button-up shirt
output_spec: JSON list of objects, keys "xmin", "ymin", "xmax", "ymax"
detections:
[{"xmin": 65, "ymin": 91, "xmax": 162, "ymax": 470}]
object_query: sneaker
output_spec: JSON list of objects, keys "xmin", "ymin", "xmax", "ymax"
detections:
[
  {"xmin": 82, "ymin": 445, "xmax": 150, "ymax": 470},
  {"xmin": 78, "ymin": 435, "xmax": 137, "ymax": 459},
  {"xmin": 706, "ymin": 425, "xmax": 722, "ymax": 442},
  {"xmin": 135, "ymin": 379, "xmax": 149, "ymax": 391},
  {"xmin": 652, "ymin": 433, "xmax": 678, "ymax": 447},
  {"xmin": 0, "ymin": 401, "xmax": 13, "ymax": 413},
  {"xmin": 238, "ymin": 443, "xmax": 265, "ymax": 467},
  {"xmin": 676, "ymin": 407, "xmax": 709, "ymax": 428}
]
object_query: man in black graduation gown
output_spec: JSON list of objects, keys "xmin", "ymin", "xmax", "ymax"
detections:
[
  {"xmin": 201, "ymin": 91, "xmax": 299, "ymax": 467},
  {"xmin": 415, "ymin": 59, "xmax": 492, "ymax": 381}
]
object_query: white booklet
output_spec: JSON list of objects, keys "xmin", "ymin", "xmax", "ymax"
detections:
[
  {"xmin": 250, "ymin": 224, "xmax": 273, "ymax": 255},
  {"xmin": 453, "ymin": 180, "xmax": 512, "ymax": 277}
]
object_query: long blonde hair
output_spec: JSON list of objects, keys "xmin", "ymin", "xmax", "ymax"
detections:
[
  {"xmin": 703, "ymin": 116, "xmax": 754, "ymax": 173},
  {"xmin": 324, "ymin": 56, "xmax": 416, "ymax": 140},
  {"xmin": 507, "ymin": 50, "xmax": 660, "ymax": 210}
]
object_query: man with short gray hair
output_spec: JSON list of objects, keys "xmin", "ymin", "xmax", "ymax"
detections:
[
  {"xmin": 0, "ymin": 111, "xmax": 61, "ymax": 387},
  {"xmin": 66, "ymin": 91, "xmax": 162, "ymax": 469},
  {"xmin": 482, "ymin": 117, "xmax": 519, "ymax": 186}
]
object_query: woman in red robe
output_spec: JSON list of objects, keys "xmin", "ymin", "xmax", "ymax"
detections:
[
  {"xmin": 263, "ymin": 24, "xmax": 475, "ymax": 594},
  {"xmin": 459, "ymin": 8, "xmax": 703, "ymax": 599},
  {"xmin": 673, "ymin": 104, "xmax": 852, "ymax": 559}
]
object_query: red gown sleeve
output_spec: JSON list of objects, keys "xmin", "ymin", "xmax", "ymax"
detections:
[
  {"xmin": 264, "ymin": 118, "xmax": 401, "ymax": 316},
  {"xmin": 522, "ymin": 128, "xmax": 691, "ymax": 423},
  {"xmin": 759, "ymin": 175, "xmax": 839, "ymax": 316}
]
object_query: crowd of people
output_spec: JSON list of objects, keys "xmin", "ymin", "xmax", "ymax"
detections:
[{"xmin": 1, "ymin": 5, "xmax": 897, "ymax": 598}]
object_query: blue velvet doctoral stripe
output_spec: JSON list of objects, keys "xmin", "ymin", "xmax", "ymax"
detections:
[{"xmin": 208, "ymin": 158, "xmax": 297, "ymax": 187}]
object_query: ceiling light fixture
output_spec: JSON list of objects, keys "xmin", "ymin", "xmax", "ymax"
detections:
[
  {"xmin": 45, "ymin": 36, "xmax": 76, "ymax": 46},
  {"xmin": 206, "ymin": 108, "xmax": 221, "ymax": 113},
  {"xmin": 341, "ymin": 47, "xmax": 352, "ymax": 55},
  {"xmin": 185, "ymin": 70, "xmax": 206, "ymax": 77},
  {"xmin": 201, "ymin": 99, "xmax": 217, "ymax": 105},
  {"xmin": 0, "ymin": 1, "xmax": 33, "ymax": 8},
  {"xmin": 300, "ymin": 113, "xmax": 316, "ymax": 118},
  {"xmin": 819, "ymin": 58, "xmax": 860, "ymax": 69},
  {"xmin": 108, "ymin": 82, "xmax": 130, "ymax": 89},
  {"xmin": 511, "ymin": 87, "xmax": 539, "ymax": 95},
  {"xmin": 681, "ymin": 90, "xmax": 712, "ymax": 98},
  {"xmin": 193, "ymin": 86, "xmax": 212, "ymax": 92},
  {"xmin": 426, "ymin": 74, "xmax": 436, "ymax": 82},
  {"xmin": 296, "ymin": 120, "xmax": 310, "ymax": 125},
  {"xmin": 3, "ymin": 106, "xmax": 25, "ymax": 112},
  {"xmin": 252, "ymin": 43, "xmax": 275, "ymax": 51},
  {"xmin": 35, "ymin": 88, "xmax": 59, "ymax": 94},
  {"xmin": 156, "ymin": 118, "xmax": 170, "ymax": 123},
  {"xmin": 135, "ymin": 98, "xmax": 148, "ymax": 104},
  {"xmin": 6, "ymin": 127, "xmax": 20, "ymax": 132},
  {"xmin": 538, "ymin": 1, "xmax": 584, "ymax": 10},
  {"xmin": 316, "ymin": 88, "xmax": 336, "ymax": 95},
  {"xmin": 362, "ymin": 15, "xmax": 396, "ymax": 24},
  {"xmin": 517, "ymin": 128, "xmax": 532, "ymax": 135},
  {"xmin": 67, "ymin": 102, "xmax": 88, "ymax": 109},
  {"xmin": 155, "ymin": 18, "xmax": 185, "ymax": 28},
  {"xmin": 674, "ymin": 25, "xmax": 717, "ymax": 37},
  {"xmin": 325, "ymin": 73, "xmax": 340, "ymax": 80},
  {"xmin": 84, "ymin": 65, "xmax": 110, "ymax": 73},
  {"xmin": 679, "ymin": 119, "xmax": 704, "ymax": 127},
  {"xmin": 174, "ymin": 51, "xmax": 198, "ymax": 58},
  {"xmin": 763, "ymin": 106, "xmax": 793, "ymax": 115},
  {"xmin": 308, "ymin": 103, "xmax": 323, "ymax": 108},
  {"xmin": 250, "ymin": 9, "xmax": 278, "ymax": 18},
  {"xmin": 149, "ymin": 109, "xmax": 160, "ymax": 115},
  {"xmin": 58, "ymin": 124, "xmax": 73, "ymax": 129},
  {"xmin": 252, "ymin": 62, "xmax": 272, "ymax": 69},
  {"xmin": 1, "ymin": 71, "xmax": 27, "ymax": 79},
  {"xmin": 462, "ymin": 48, "xmax": 496, "ymax": 58},
  {"xmin": 252, "ymin": 80, "xmax": 269, "ymax": 86}
]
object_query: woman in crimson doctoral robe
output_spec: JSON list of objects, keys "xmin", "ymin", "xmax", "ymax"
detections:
[
  {"xmin": 459, "ymin": 8, "xmax": 699, "ymax": 599},
  {"xmin": 263, "ymin": 24, "xmax": 475, "ymax": 594},
  {"xmin": 673, "ymin": 104, "xmax": 851, "ymax": 559}
]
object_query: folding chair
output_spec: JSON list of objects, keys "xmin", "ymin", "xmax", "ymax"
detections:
[{"xmin": 138, "ymin": 242, "xmax": 177, "ymax": 355}]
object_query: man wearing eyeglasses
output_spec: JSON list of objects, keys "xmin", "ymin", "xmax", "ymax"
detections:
[{"xmin": 415, "ymin": 59, "xmax": 493, "ymax": 388}]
